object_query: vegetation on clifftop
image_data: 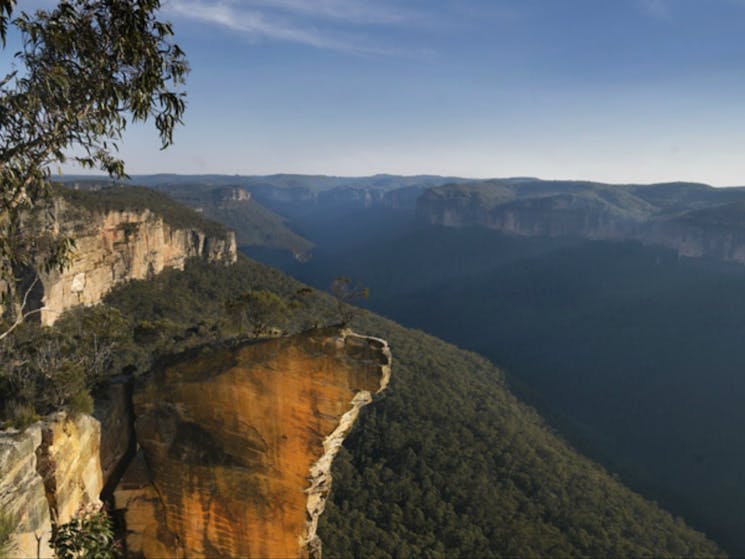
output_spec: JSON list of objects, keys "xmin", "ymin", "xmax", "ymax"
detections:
[
  {"xmin": 0, "ymin": 253, "xmax": 724, "ymax": 556},
  {"xmin": 99, "ymin": 259, "xmax": 727, "ymax": 556},
  {"xmin": 57, "ymin": 185, "xmax": 229, "ymax": 237}
]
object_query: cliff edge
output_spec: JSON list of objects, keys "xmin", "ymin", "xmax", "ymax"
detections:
[
  {"xmin": 30, "ymin": 187, "xmax": 237, "ymax": 326},
  {"xmin": 1, "ymin": 329, "xmax": 391, "ymax": 559},
  {"xmin": 115, "ymin": 328, "xmax": 391, "ymax": 559},
  {"xmin": 416, "ymin": 180, "xmax": 745, "ymax": 265},
  {"xmin": 36, "ymin": 189, "xmax": 237, "ymax": 325}
]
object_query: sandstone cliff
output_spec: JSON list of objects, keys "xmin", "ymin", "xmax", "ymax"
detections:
[
  {"xmin": 36, "ymin": 193, "xmax": 237, "ymax": 326},
  {"xmin": 1, "ymin": 329, "xmax": 390, "ymax": 559},
  {"xmin": 417, "ymin": 180, "xmax": 745, "ymax": 265},
  {"xmin": 0, "ymin": 413, "xmax": 104, "ymax": 558},
  {"xmin": 150, "ymin": 184, "xmax": 314, "ymax": 260},
  {"xmin": 116, "ymin": 328, "xmax": 391, "ymax": 559}
]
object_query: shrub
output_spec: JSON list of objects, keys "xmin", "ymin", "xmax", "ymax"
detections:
[
  {"xmin": 5, "ymin": 401, "xmax": 38, "ymax": 430},
  {"xmin": 67, "ymin": 391, "xmax": 94, "ymax": 416},
  {"xmin": 51, "ymin": 505, "xmax": 120, "ymax": 559}
]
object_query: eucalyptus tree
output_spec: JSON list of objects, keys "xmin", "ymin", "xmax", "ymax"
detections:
[{"xmin": 0, "ymin": 0, "xmax": 188, "ymax": 332}]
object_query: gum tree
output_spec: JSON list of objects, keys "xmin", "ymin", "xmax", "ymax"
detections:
[{"xmin": 0, "ymin": 0, "xmax": 188, "ymax": 332}]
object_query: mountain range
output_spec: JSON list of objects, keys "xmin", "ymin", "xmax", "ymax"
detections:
[
  {"xmin": 50, "ymin": 172, "xmax": 745, "ymax": 555},
  {"xmin": 117, "ymin": 173, "xmax": 745, "ymax": 556}
]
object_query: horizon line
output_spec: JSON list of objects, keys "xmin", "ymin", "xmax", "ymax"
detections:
[{"xmin": 55, "ymin": 172, "xmax": 744, "ymax": 189}]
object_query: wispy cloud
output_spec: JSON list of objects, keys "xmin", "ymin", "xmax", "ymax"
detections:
[
  {"xmin": 164, "ymin": 0, "xmax": 425, "ymax": 56},
  {"xmin": 640, "ymin": 0, "xmax": 672, "ymax": 20},
  {"xmin": 242, "ymin": 0, "xmax": 411, "ymax": 25}
]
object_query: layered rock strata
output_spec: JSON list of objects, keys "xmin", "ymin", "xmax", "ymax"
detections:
[
  {"xmin": 38, "ymin": 199, "xmax": 236, "ymax": 326},
  {"xmin": 0, "ymin": 424, "xmax": 51, "ymax": 557},
  {"xmin": 0, "ymin": 413, "xmax": 104, "ymax": 558},
  {"xmin": 115, "ymin": 328, "xmax": 391, "ymax": 559},
  {"xmin": 416, "ymin": 182, "xmax": 745, "ymax": 266}
]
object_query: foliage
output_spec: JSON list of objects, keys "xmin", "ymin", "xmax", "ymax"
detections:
[
  {"xmin": 266, "ymin": 211, "xmax": 745, "ymax": 555},
  {"xmin": 51, "ymin": 504, "xmax": 119, "ymax": 559},
  {"xmin": 330, "ymin": 276, "xmax": 368, "ymax": 326},
  {"xmin": 225, "ymin": 288, "xmax": 290, "ymax": 338},
  {"xmin": 67, "ymin": 390, "xmax": 94, "ymax": 416},
  {"xmin": 98, "ymin": 256, "xmax": 721, "ymax": 558},
  {"xmin": 0, "ymin": 0, "xmax": 187, "ymax": 317},
  {"xmin": 0, "ymin": 305, "xmax": 131, "ymax": 427},
  {"xmin": 3, "ymin": 400, "xmax": 37, "ymax": 430},
  {"xmin": 316, "ymin": 309, "xmax": 723, "ymax": 559},
  {"xmin": 0, "ymin": 207, "xmax": 723, "ymax": 557}
]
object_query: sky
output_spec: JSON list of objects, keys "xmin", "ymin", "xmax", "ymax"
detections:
[{"xmin": 10, "ymin": 0, "xmax": 745, "ymax": 185}]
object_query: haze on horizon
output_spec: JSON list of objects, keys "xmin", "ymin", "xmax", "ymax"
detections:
[{"xmin": 13, "ymin": 0, "xmax": 745, "ymax": 186}]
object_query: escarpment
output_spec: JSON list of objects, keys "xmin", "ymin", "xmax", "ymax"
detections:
[
  {"xmin": 116, "ymin": 328, "xmax": 391, "ymax": 559},
  {"xmin": 0, "ymin": 329, "xmax": 390, "ymax": 559},
  {"xmin": 31, "ymin": 191, "xmax": 237, "ymax": 326},
  {"xmin": 416, "ymin": 180, "xmax": 745, "ymax": 265}
]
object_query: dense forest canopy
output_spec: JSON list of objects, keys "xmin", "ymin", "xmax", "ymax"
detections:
[
  {"xmin": 243, "ymin": 196, "xmax": 745, "ymax": 554},
  {"xmin": 2, "ymin": 246, "xmax": 720, "ymax": 557}
]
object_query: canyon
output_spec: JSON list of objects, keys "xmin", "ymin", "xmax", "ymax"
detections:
[
  {"xmin": 34, "ymin": 195, "xmax": 237, "ymax": 326},
  {"xmin": 2, "ymin": 179, "xmax": 730, "ymax": 557},
  {"xmin": 1, "ymin": 185, "xmax": 391, "ymax": 558}
]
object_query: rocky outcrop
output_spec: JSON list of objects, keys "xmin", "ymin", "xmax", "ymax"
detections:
[
  {"xmin": 38, "ymin": 198, "xmax": 237, "ymax": 326},
  {"xmin": 1, "ymin": 329, "xmax": 391, "ymax": 559},
  {"xmin": 0, "ymin": 413, "xmax": 104, "ymax": 558},
  {"xmin": 0, "ymin": 425, "xmax": 51, "ymax": 558},
  {"xmin": 211, "ymin": 187, "xmax": 252, "ymax": 206},
  {"xmin": 115, "ymin": 328, "xmax": 391, "ymax": 559}
]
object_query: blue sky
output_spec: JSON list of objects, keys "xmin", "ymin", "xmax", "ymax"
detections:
[{"xmin": 13, "ymin": 0, "xmax": 745, "ymax": 184}]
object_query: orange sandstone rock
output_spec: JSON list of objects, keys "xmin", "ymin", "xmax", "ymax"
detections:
[{"xmin": 115, "ymin": 328, "xmax": 391, "ymax": 559}]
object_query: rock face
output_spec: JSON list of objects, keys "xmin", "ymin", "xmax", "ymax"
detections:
[
  {"xmin": 417, "ymin": 180, "xmax": 745, "ymax": 265},
  {"xmin": 94, "ymin": 377, "xmax": 136, "ymax": 494},
  {"xmin": 0, "ymin": 413, "xmax": 104, "ymax": 559},
  {"xmin": 38, "ymin": 198, "xmax": 237, "ymax": 325},
  {"xmin": 115, "ymin": 328, "xmax": 391, "ymax": 559},
  {"xmin": 211, "ymin": 186, "xmax": 252, "ymax": 206},
  {"xmin": 417, "ymin": 181, "xmax": 653, "ymax": 237},
  {"xmin": 0, "ymin": 425, "xmax": 51, "ymax": 558}
]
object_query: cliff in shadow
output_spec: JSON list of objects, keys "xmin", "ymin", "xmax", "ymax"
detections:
[{"xmin": 417, "ymin": 179, "xmax": 745, "ymax": 265}]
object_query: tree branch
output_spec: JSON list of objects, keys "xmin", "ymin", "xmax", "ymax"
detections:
[
  {"xmin": 0, "ymin": 306, "xmax": 46, "ymax": 341},
  {"xmin": 0, "ymin": 274, "xmax": 44, "ymax": 341}
]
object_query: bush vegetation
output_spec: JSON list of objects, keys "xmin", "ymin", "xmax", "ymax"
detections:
[
  {"xmin": 57, "ymin": 185, "xmax": 228, "ymax": 237},
  {"xmin": 0, "ymin": 255, "xmax": 725, "ymax": 556},
  {"xmin": 51, "ymin": 506, "xmax": 119, "ymax": 559}
]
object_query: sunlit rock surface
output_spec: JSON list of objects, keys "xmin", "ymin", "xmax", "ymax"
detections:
[
  {"xmin": 115, "ymin": 328, "xmax": 391, "ymax": 559},
  {"xmin": 0, "ymin": 424, "xmax": 51, "ymax": 558},
  {"xmin": 39, "ymin": 199, "xmax": 236, "ymax": 325},
  {"xmin": 0, "ymin": 413, "xmax": 104, "ymax": 558}
]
